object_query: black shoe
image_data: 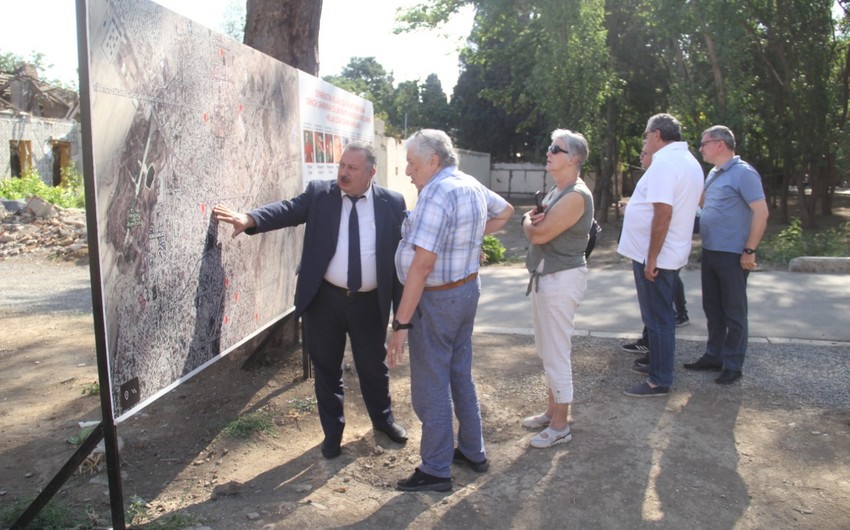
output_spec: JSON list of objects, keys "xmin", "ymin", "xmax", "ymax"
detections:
[
  {"xmin": 374, "ymin": 422, "xmax": 408, "ymax": 444},
  {"xmin": 453, "ymin": 448, "xmax": 490, "ymax": 473},
  {"xmin": 621, "ymin": 341, "xmax": 649, "ymax": 354},
  {"xmin": 675, "ymin": 315, "xmax": 690, "ymax": 327},
  {"xmin": 683, "ymin": 355, "xmax": 723, "ymax": 371},
  {"xmin": 715, "ymin": 369, "xmax": 742, "ymax": 385},
  {"xmin": 320, "ymin": 438, "xmax": 341, "ymax": 459},
  {"xmin": 623, "ymin": 381, "xmax": 670, "ymax": 398},
  {"xmin": 631, "ymin": 361, "xmax": 649, "ymax": 374},
  {"xmin": 396, "ymin": 468, "xmax": 452, "ymax": 492},
  {"xmin": 635, "ymin": 355, "xmax": 648, "ymax": 367}
]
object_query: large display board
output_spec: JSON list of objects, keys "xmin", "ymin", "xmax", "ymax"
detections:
[
  {"xmin": 81, "ymin": 0, "xmax": 371, "ymax": 421},
  {"xmin": 299, "ymin": 73, "xmax": 374, "ymax": 182}
]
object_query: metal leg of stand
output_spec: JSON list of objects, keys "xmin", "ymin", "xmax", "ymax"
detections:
[{"xmin": 12, "ymin": 423, "xmax": 105, "ymax": 529}]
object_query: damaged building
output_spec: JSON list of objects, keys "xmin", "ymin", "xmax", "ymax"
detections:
[{"xmin": 1, "ymin": 63, "xmax": 82, "ymax": 185}]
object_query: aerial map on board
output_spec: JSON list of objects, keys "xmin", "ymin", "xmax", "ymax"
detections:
[{"xmin": 84, "ymin": 0, "xmax": 303, "ymax": 419}]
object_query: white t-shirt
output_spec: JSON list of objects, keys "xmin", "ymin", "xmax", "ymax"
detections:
[{"xmin": 617, "ymin": 142, "xmax": 703, "ymax": 270}]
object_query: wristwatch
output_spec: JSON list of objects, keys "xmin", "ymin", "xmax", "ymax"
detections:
[
  {"xmin": 392, "ymin": 319, "xmax": 413, "ymax": 331},
  {"xmin": 743, "ymin": 248, "xmax": 757, "ymax": 255}
]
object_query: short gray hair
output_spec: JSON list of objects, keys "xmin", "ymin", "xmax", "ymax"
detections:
[
  {"xmin": 404, "ymin": 129, "xmax": 458, "ymax": 168},
  {"xmin": 551, "ymin": 129, "xmax": 589, "ymax": 164},
  {"xmin": 701, "ymin": 125, "xmax": 736, "ymax": 151},
  {"xmin": 646, "ymin": 113, "xmax": 683, "ymax": 142},
  {"xmin": 343, "ymin": 141, "xmax": 377, "ymax": 171}
]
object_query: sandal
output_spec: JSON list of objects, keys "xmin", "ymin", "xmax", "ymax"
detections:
[
  {"xmin": 529, "ymin": 426, "xmax": 572, "ymax": 448},
  {"xmin": 521, "ymin": 413, "xmax": 551, "ymax": 429}
]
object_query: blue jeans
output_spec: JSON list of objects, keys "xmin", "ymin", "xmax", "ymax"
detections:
[
  {"xmin": 639, "ymin": 268, "xmax": 686, "ymax": 343},
  {"xmin": 701, "ymin": 249, "xmax": 749, "ymax": 371},
  {"xmin": 632, "ymin": 260, "xmax": 677, "ymax": 387},
  {"xmin": 408, "ymin": 279, "xmax": 484, "ymax": 479}
]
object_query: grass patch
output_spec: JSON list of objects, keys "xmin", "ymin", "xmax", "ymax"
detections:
[
  {"xmin": 81, "ymin": 380, "xmax": 100, "ymax": 396},
  {"xmin": 127, "ymin": 496, "xmax": 201, "ymax": 529},
  {"xmin": 221, "ymin": 410, "xmax": 275, "ymax": 439},
  {"xmin": 287, "ymin": 396, "xmax": 317, "ymax": 414},
  {"xmin": 0, "ymin": 496, "xmax": 92, "ymax": 529},
  {"xmin": 67, "ymin": 426, "xmax": 96, "ymax": 447}
]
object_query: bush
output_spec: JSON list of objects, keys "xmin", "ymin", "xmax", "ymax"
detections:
[
  {"xmin": 759, "ymin": 218, "xmax": 850, "ymax": 265},
  {"xmin": 481, "ymin": 235, "xmax": 506, "ymax": 265},
  {"xmin": 0, "ymin": 165, "xmax": 85, "ymax": 208}
]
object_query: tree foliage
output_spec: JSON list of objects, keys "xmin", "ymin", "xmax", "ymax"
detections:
[
  {"xmin": 322, "ymin": 57, "xmax": 452, "ymax": 138},
  {"xmin": 393, "ymin": 0, "xmax": 849, "ymax": 225},
  {"xmin": 241, "ymin": 0, "xmax": 847, "ymax": 225},
  {"xmin": 0, "ymin": 50, "xmax": 73, "ymax": 90}
]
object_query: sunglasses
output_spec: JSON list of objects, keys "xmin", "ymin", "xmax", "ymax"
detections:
[{"xmin": 547, "ymin": 144, "xmax": 570, "ymax": 155}]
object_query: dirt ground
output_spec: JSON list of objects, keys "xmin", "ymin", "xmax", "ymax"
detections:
[{"xmin": 1, "ymin": 200, "xmax": 849, "ymax": 529}]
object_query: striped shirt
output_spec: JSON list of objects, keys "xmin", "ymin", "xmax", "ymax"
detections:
[{"xmin": 395, "ymin": 166, "xmax": 509, "ymax": 286}]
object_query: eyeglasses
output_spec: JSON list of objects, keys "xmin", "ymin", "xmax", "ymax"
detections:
[
  {"xmin": 700, "ymin": 139, "xmax": 722, "ymax": 148},
  {"xmin": 642, "ymin": 130, "xmax": 656, "ymax": 140},
  {"xmin": 547, "ymin": 144, "xmax": 570, "ymax": 155}
]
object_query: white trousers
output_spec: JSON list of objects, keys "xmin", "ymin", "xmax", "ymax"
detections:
[{"xmin": 530, "ymin": 266, "xmax": 587, "ymax": 404}]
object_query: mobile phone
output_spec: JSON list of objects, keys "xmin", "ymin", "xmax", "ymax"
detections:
[{"xmin": 534, "ymin": 191, "xmax": 546, "ymax": 213}]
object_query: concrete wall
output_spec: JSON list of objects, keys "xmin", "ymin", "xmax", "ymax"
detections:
[
  {"xmin": 0, "ymin": 113, "xmax": 82, "ymax": 183},
  {"xmin": 457, "ymin": 148, "xmax": 491, "ymax": 187},
  {"xmin": 374, "ymin": 121, "xmax": 418, "ymax": 209},
  {"xmin": 373, "ymin": 121, "xmax": 493, "ymax": 209},
  {"xmin": 492, "ymin": 162, "xmax": 597, "ymax": 199}
]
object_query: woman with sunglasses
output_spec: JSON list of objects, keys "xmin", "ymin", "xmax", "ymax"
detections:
[{"xmin": 519, "ymin": 129, "xmax": 594, "ymax": 448}]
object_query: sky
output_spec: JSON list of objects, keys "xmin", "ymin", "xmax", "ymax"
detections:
[{"xmin": 0, "ymin": 0, "xmax": 474, "ymax": 93}]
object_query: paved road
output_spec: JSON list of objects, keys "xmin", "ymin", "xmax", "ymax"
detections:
[
  {"xmin": 477, "ymin": 266, "xmax": 850, "ymax": 345},
  {"xmin": 2, "ymin": 256, "xmax": 848, "ymax": 345}
]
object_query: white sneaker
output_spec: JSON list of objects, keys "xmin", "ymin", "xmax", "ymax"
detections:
[
  {"xmin": 521, "ymin": 413, "xmax": 551, "ymax": 429},
  {"xmin": 530, "ymin": 426, "xmax": 572, "ymax": 448}
]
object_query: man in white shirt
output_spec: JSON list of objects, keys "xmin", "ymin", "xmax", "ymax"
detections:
[{"xmin": 618, "ymin": 113, "xmax": 703, "ymax": 397}]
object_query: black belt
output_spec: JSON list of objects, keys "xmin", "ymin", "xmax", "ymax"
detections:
[{"xmin": 322, "ymin": 280, "xmax": 375, "ymax": 298}]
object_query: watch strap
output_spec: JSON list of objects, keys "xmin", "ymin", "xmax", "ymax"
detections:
[{"xmin": 392, "ymin": 319, "xmax": 413, "ymax": 330}]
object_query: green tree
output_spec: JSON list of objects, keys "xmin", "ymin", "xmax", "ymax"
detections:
[
  {"xmin": 418, "ymin": 74, "xmax": 454, "ymax": 131},
  {"xmin": 0, "ymin": 50, "xmax": 73, "ymax": 89},
  {"xmin": 323, "ymin": 56, "xmax": 396, "ymax": 126},
  {"xmin": 387, "ymin": 79, "xmax": 423, "ymax": 136}
]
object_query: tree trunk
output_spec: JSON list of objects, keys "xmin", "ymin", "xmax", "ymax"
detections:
[
  {"xmin": 701, "ymin": 31, "xmax": 727, "ymax": 119},
  {"xmin": 595, "ymin": 97, "xmax": 618, "ymax": 222},
  {"xmin": 244, "ymin": 0, "xmax": 323, "ymax": 75}
]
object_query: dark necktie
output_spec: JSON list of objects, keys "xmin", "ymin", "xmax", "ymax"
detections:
[{"xmin": 347, "ymin": 195, "xmax": 363, "ymax": 293}]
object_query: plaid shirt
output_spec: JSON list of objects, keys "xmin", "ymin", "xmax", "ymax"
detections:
[{"xmin": 396, "ymin": 166, "xmax": 508, "ymax": 286}]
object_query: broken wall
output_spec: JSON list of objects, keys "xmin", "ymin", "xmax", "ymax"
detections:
[{"xmin": 0, "ymin": 112, "xmax": 82, "ymax": 183}]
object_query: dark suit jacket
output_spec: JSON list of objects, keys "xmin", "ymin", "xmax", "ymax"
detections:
[{"xmin": 246, "ymin": 180, "xmax": 406, "ymax": 325}]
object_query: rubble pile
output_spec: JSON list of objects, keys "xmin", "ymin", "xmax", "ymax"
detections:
[{"xmin": 0, "ymin": 197, "xmax": 88, "ymax": 260}]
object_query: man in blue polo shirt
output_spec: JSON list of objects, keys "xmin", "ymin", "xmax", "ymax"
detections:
[{"xmin": 684, "ymin": 126, "xmax": 769, "ymax": 384}]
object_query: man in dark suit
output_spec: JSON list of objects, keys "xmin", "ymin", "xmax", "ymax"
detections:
[{"xmin": 213, "ymin": 141, "xmax": 408, "ymax": 459}]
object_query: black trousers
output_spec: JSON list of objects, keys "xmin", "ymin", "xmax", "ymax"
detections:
[
  {"xmin": 302, "ymin": 282, "xmax": 394, "ymax": 444},
  {"xmin": 701, "ymin": 249, "xmax": 750, "ymax": 371}
]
